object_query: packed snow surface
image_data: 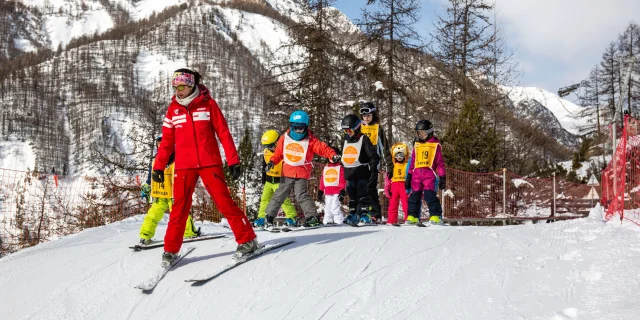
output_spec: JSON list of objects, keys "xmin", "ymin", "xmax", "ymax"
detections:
[{"xmin": 0, "ymin": 206, "xmax": 638, "ymax": 319}]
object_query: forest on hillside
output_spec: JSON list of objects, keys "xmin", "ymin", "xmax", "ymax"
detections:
[{"xmin": 0, "ymin": 0, "xmax": 637, "ymax": 183}]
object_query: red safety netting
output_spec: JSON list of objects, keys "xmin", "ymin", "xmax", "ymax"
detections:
[{"xmin": 602, "ymin": 114, "xmax": 640, "ymax": 225}]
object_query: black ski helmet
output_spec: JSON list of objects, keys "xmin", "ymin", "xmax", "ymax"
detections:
[
  {"xmin": 341, "ymin": 114, "xmax": 362, "ymax": 131},
  {"xmin": 415, "ymin": 120, "xmax": 433, "ymax": 131},
  {"xmin": 415, "ymin": 120, "xmax": 435, "ymax": 141}
]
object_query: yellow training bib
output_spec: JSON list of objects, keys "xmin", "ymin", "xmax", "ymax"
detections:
[
  {"xmin": 361, "ymin": 124, "xmax": 379, "ymax": 146},
  {"xmin": 264, "ymin": 149, "xmax": 282, "ymax": 177},
  {"xmin": 392, "ymin": 163, "xmax": 408, "ymax": 182},
  {"xmin": 414, "ymin": 142, "xmax": 438, "ymax": 169},
  {"xmin": 151, "ymin": 161, "xmax": 173, "ymax": 198}
]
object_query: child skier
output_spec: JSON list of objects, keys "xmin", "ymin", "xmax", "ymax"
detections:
[
  {"xmin": 318, "ymin": 147, "xmax": 347, "ymax": 225},
  {"xmin": 340, "ymin": 114, "xmax": 380, "ymax": 225},
  {"xmin": 254, "ymin": 130, "xmax": 298, "ymax": 229},
  {"xmin": 405, "ymin": 120, "xmax": 446, "ymax": 225},
  {"xmin": 264, "ymin": 110, "xmax": 340, "ymax": 227},
  {"xmin": 384, "ymin": 142, "xmax": 410, "ymax": 225},
  {"xmin": 358, "ymin": 101, "xmax": 394, "ymax": 221},
  {"xmin": 139, "ymin": 135, "xmax": 200, "ymax": 245}
]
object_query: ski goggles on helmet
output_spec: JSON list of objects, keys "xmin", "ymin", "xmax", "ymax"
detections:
[
  {"xmin": 394, "ymin": 152, "xmax": 405, "ymax": 159},
  {"xmin": 359, "ymin": 106, "xmax": 376, "ymax": 115},
  {"xmin": 291, "ymin": 123, "xmax": 306, "ymax": 132},
  {"xmin": 416, "ymin": 128, "xmax": 434, "ymax": 137},
  {"xmin": 343, "ymin": 128, "xmax": 355, "ymax": 135},
  {"xmin": 172, "ymin": 72, "xmax": 195, "ymax": 90},
  {"xmin": 264, "ymin": 143, "xmax": 276, "ymax": 150}
]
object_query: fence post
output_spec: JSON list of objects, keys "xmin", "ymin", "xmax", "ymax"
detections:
[
  {"xmin": 552, "ymin": 172, "xmax": 556, "ymax": 217},
  {"xmin": 441, "ymin": 187, "xmax": 446, "ymax": 220},
  {"xmin": 242, "ymin": 187, "xmax": 246, "ymax": 216},
  {"xmin": 503, "ymin": 168, "xmax": 507, "ymax": 215}
]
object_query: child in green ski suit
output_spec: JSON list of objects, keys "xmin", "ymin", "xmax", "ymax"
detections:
[{"xmin": 254, "ymin": 130, "xmax": 297, "ymax": 228}]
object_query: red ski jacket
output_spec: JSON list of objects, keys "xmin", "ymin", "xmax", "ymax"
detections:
[{"xmin": 154, "ymin": 84, "xmax": 240, "ymax": 171}]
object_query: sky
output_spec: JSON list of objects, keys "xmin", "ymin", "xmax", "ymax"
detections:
[{"xmin": 333, "ymin": 0, "xmax": 640, "ymax": 103}]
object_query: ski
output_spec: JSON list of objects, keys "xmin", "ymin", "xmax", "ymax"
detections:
[
  {"xmin": 135, "ymin": 246, "xmax": 195, "ymax": 291},
  {"xmin": 398, "ymin": 222, "xmax": 428, "ymax": 227},
  {"xmin": 280, "ymin": 225, "xmax": 323, "ymax": 232},
  {"xmin": 357, "ymin": 223, "xmax": 380, "ymax": 227},
  {"xmin": 266, "ymin": 226, "xmax": 299, "ymax": 233},
  {"xmin": 130, "ymin": 234, "xmax": 226, "ymax": 251},
  {"xmin": 185, "ymin": 240, "xmax": 296, "ymax": 284}
]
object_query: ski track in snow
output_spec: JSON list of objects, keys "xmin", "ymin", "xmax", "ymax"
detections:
[{"xmin": 2, "ymin": 209, "xmax": 640, "ymax": 319}]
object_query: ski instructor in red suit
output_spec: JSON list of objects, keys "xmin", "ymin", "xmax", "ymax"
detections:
[{"xmin": 153, "ymin": 68, "xmax": 257, "ymax": 265}]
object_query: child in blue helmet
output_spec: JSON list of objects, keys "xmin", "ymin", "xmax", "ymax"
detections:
[{"xmin": 264, "ymin": 110, "xmax": 340, "ymax": 227}]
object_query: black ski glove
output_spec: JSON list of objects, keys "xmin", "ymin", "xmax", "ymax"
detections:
[
  {"xmin": 261, "ymin": 173, "xmax": 266, "ymax": 185},
  {"xmin": 229, "ymin": 164, "xmax": 242, "ymax": 181},
  {"xmin": 405, "ymin": 173, "xmax": 412, "ymax": 191},
  {"xmin": 387, "ymin": 171, "xmax": 393, "ymax": 179},
  {"xmin": 317, "ymin": 190, "xmax": 324, "ymax": 201},
  {"xmin": 338, "ymin": 189, "xmax": 347, "ymax": 202},
  {"xmin": 264, "ymin": 161, "xmax": 274, "ymax": 173},
  {"xmin": 152, "ymin": 170, "xmax": 164, "ymax": 183},
  {"xmin": 331, "ymin": 154, "xmax": 341, "ymax": 163},
  {"xmin": 439, "ymin": 175, "xmax": 447, "ymax": 190}
]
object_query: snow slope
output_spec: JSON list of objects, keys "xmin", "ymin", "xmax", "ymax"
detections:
[
  {"xmin": 504, "ymin": 86, "xmax": 588, "ymax": 135},
  {"xmin": 0, "ymin": 135, "xmax": 36, "ymax": 172},
  {"xmin": 0, "ymin": 206, "xmax": 638, "ymax": 319}
]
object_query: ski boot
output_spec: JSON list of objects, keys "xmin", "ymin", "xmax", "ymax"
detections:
[
  {"xmin": 233, "ymin": 239, "xmax": 260, "ymax": 260},
  {"xmin": 139, "ymin": 238, "xmax": 151, "ymax": 245},
  {"xmin": 344, "ymin": 213, "xmax": 358, "ymax": 225},
  {"xmin": 284, "ymin": 217, "xmax": 297, "ymax": 227},
  {"xmin": 161, "ymin": 251, "xmax": 178, "ymax": 267},
  {"xmin": 303, "ymin": 216, "xmax": 321, "ymax": 227},
  {"xmin": 405, "ymin": 215, "xmax": 418, "ymax": 225},
  {"xmin": 254, "ymin": 217, "xmax": 266, "ymax": 230},
  {"xmin": 358, "ymin": 213, "xmax": 372, "ymax": 225},
  {"xmin": 429, "ymin": 216, "xmax": 443, "ymax": 225}
]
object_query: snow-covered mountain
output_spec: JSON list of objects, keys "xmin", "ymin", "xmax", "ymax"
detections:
[
  {"xmin": 0, "ymin": 207, "xmax": 638, "ymax": 319},
  {"xmin": 504, "ymin": 86, "xmax": 586, "ymax": 147},
  {"xmin": 0, "ymin": 0, "xmax": 588, "ymax": 174}
]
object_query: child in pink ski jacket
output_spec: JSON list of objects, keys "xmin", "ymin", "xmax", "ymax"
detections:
[{"xmin": 405, "ymin": 120, "xmax": 446, "ymax": 225}]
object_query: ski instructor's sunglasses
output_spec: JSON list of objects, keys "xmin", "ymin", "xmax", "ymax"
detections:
[{"xmin": 173, "ymin": 85, "xmax": 192, "ymax": 91}]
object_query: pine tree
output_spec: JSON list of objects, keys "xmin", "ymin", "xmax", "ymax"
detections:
[
  {"xmin": 431, "ymin": 0, "xmax": 495, "ymax": 102},
  {"xmin": 442, "ymin": 99, "xmax": 499, "ymax": 171},
  {"xmin": 599, "ymin": 42, "xmax": 621, "ymax": 125},
  {"xmin": 359, "ymin": 0, "xmax": 422, "ymax": 142},
  {"xmin": 617, "ymin": 22, "xmax": 640, "ymax": 115},
  {"xmin": 264, "ymin": 0, "xmax": 343, "ymax": 142}
]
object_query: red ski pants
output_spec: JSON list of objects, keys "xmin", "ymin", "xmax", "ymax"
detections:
[
  {"xmin": 164, "ymin": 166, "xmax": 255, "ymax": 253},
  {"xmin": 387, "ymin": 181, "xmax": 409, "ymax": 224}
]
